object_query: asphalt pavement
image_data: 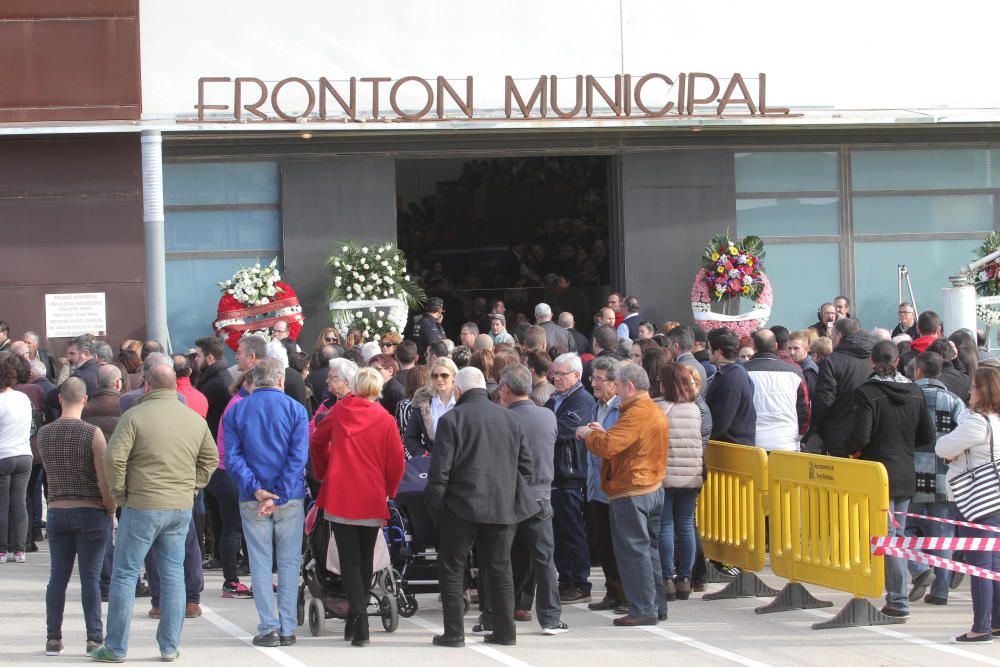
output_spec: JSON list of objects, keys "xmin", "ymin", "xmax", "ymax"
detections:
[{"xmin": 3, "ymin": 543, "xmax": 1000, "ymax": 666}]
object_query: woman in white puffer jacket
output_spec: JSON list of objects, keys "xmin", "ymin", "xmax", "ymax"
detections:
[{"xmin": 655, "ymin": 362, "xmax": 710, "ymax": 602}]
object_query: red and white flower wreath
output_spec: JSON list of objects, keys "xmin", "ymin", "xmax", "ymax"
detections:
[{"xmin": 212, "ymin": 260, "xmax": 304, "ymax": 351}]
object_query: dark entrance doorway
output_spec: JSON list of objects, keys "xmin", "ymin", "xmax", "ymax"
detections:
[{"xmin": 396, "ymin": 155, "xmax": 612, "ymax": 340}]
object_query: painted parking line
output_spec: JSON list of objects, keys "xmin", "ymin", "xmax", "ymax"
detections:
[
  {"xmin": 403, "ymin": 614, "xmax": 536, "ymax": 667},
  {"xmin": 802, "ymin": 609, "xmax": 1000, "ymax": 666},
  {"xmin": 577, "ymin": 606, "xmax": 771, "ymax": 667},
  {"xmin": 200, "ymin": 604, "xmax": 309, "ymax": 667}
]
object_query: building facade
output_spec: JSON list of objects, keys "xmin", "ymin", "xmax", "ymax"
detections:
[{"xmin": 4, "ymin": 1, "xmax": 1000, "ymax": 351}]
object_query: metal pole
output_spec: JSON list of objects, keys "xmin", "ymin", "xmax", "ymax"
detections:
[{"xmin": 141, "ymin": 130, "xmax": 170, "ymax": 352}]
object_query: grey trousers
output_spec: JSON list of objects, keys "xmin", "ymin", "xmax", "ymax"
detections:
[
  {"xmin": 0, "ymin": 455, "xmax": 32, "ymax": 553},
  {"xmin": 609, "ymin": 489, "xmax": 667, "ymax": 619},
  {"xmin": 485, "ymin": 498, "xmax": 562, "ymax": 630}
]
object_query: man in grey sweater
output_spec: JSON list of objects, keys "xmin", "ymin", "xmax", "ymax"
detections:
[{"xmin": 498, "ymin": 364, "xmax": 568, "ymax": 635}]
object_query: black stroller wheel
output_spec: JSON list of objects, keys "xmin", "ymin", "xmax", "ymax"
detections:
[
  {"xmin": 380, "ymin": 594, "xmax": 399, "ymax": 633},
  {"xmin": 308, "ymin": 597, "xmax": 326, "ymax": 636},
  {"xmin": 398, "ymin": 590, "xmax": 418, "ymax": 618}
]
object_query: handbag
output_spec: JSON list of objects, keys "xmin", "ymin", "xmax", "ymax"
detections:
[{"xmin": 949, "ymin": 416, "xmax": 1000, "ymax": 523}]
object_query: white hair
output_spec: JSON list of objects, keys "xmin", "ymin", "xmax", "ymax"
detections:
[
  {"xmin": 266, "ymin": 340, "xmax": 289, "ymax": 369},
  {"xmin": 534, "ymin": 303, "xmax": 553, "ymax": 320},
  {"xmin": 455, "ymin": 366, "xmax": 487, "ymax": 392},
  {"xmin": 891, "ymin": 333, "xmax": 913, "ymax": 345},
  {"xmin": 328, "ymin": 357, "xmax": 358, "ymax": 384},
  {"xmin": 553, "ymin": 353, "xmax": 583, "ymax": 375},
  {"xmin": 443, "ymin": 339, "xmax": 455, "ymax": 354},
  {"xmin": 361, "ymin": 341, "xmax": 381, "ymax": 364},
  {"xmin": 870, "ymin": 327, "xmax": 892, "ymax": 342}
]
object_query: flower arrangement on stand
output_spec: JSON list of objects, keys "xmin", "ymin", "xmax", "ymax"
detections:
[
  {"xmin": 327, "ymin": 241, "xmax": 425, "ymax": 342},
  {"xmin": 690, "ymin": 234, "xmax": 772, "ymax": 335},
  {"xmin": 213, "ymin": 258, "xmax": 304, "ymax": 351},
  {"xmin": 972, "ymin": 231, "xmax": 1000, "ymax": 326}
]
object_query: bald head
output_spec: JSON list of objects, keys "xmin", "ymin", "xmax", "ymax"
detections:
[
  {"xmin": 474, "ymin": 334, "xmax": 494, "ymax": 351},
  {"xmin": 146, "ymin": 364, "xmax": 177, "ymax": 391},
  {"xmin": 97, "ymin": 364, "xmax": 123, "ymax": 390},
  {"xmin": 10, "ymin": 340, "xmax": 29, "ymax": 359},
  {"xmin": 751, "ymin": 328, "xmax": 776, "ymax": 354},
  {"xmin": 59, "ymin": 377, "xmax": 87, "ymax": 406}
]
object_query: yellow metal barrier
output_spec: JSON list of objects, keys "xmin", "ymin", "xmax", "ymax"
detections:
[
  {"xmin": 696, "ymin": 441, "xmax": 773, "ymax": 599},
  {"xmin": 766, "ymin": 451, "xmax": 893, "ymax": 628}
]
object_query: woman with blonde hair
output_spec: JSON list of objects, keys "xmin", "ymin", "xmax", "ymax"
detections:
[
  {"xmin": 402, "ymin": 357, "xmax": 458, "ymax": 457},
  {"xmin": 310, "ymin": 367, "xmax": 405, "ymax": 646}
]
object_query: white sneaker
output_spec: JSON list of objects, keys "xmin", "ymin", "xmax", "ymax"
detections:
[
  {"xmin": 13, "ymin": 552, "xmax": 26, "ymax": 563},
  {"xmin": 0, "ymin": 552, "xmax": 7, "ymax": 562},
  {"xmin": 4, "ymin": 552, "xmax": 13, "ymax": 563},
  {"xmin": 542, "ymin": 622, "xmax": 570, "ymax": 636}
]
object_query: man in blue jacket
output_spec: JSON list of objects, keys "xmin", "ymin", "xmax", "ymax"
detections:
[
  {"xmin": 544, "ymin": 353, "xmax": 597, "ymax": 603},
  {"xmin": 223, "ymin": 358, "xmax": 309, "ymax": 648},
  {"xmin": 585, "ymin": 356, "xmax": 625, "ymax": 611},
  {"xmin": 705, "ymin": 328, "xmax": 756, "ymax": 445}
]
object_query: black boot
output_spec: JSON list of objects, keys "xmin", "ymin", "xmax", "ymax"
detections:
[
  {"xmin": 351, "ymin": 614, "xmax": 369, "ymax": 647},
  {"xmin": 343, "ymin": 614, "xmax": 357, "ymax": 642}
]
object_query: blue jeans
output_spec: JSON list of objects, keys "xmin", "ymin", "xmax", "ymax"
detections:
[
  {"xmin": 958, "ymin": 510, "xmax": 1000, "ymax": 634},
  {"xmin": 885, "ymin": 498, "xmax": 911, "ymax": 612},
  {"xmin": 659, "ymin": 488, "xmax": 699, "ymax": 580},
  {"xmin": 551, "ymin": 487, "xmax": 591, "ymax": 593},
  {"xmin": 905, "ymin": 501, "xmax": 955, "ymax": 599},
  {"xmin": 105, "ymin": 508, "xmax": 191, "ymax": 658},
  {"xmin": 240, "ymin": 499, "xmax": 304, "ymax": 636},
  {"xmin": 46, "ymin": 508, "xmax": 111, "ymax": 641},
  {"xmin": 610, "ymin": 489, "xmax": 667, "ymax": 619},
  {"xmin": 146, "ymin": 517, "xmax": 203, "ymax": 606}
]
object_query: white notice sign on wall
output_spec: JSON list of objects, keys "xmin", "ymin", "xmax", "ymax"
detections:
[{"xmin": 45, "ymin": 292, "xmax": 108, "ymax": 338}]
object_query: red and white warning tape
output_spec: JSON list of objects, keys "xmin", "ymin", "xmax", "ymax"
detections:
[
  {"xmin": 872, "ymin": 510, "xmax": 1000, "ymax": 581},
  {"xmin": 876, "ymin": 545, "xmax": 1000, "ymax": 583},
  {"xmin": 871, "ymin": 536, "xmax": 1000, "ymax": 551},
  {"xmin": 884, "ymin": 509, "xmax": 1000, "ymax": 534}
]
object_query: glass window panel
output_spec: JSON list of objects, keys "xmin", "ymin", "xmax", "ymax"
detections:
[
  {"xmin": 165, "ymin": 209, "xmax": 281, "ymax": 253},
  {"xmin": 852, "ymin": 149, "xmax": 997, "ymax": 191},
  {"xmin": 734, "ymin": 152, "xmax": 838, "ymax": 193},
  {"xmin": 164, "ymin": 162, "xmax": 279, "ymax": 205},
  {"xmin": 736, "ymin": 197, "xmax": 839, "ymax": 237},
  {"xmin": 754, "ymin": 243, "xmax": 841, "ymax": 329},
  {"xmin": 166, "ymin": 256, "xmax": 283, "ymax": 355},
  {"xmin": 853, "ymin": 194, "xmax": 993, "ymax": 235},
  {"xmin": 853, "ymin": 239, "xmax": 979, "ymax": 329}
]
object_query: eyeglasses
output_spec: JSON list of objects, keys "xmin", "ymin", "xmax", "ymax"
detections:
[
  {"xmin": 324, "ymin": 336, "xmax": 338, "ymax": 342},
  {"xmin": 380, "ymin": 341, "xmax": 396, "ymax": 348},
  {"xmin": 431, "ymin": 373, "xmax": 451, "ymax": 379}
]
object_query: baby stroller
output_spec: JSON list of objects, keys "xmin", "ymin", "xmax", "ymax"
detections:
[
  {"xmin": 297, "ymin": 501, "xmax": 400, "ymax": 637},
  {"xmin": 383, "ymin": 456, "xmax": 472, "ymax": 617}
]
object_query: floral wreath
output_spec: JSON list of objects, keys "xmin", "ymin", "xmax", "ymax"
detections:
[
  {"xmin": 972, "ymin": 231, "xmax": 1000, "ymax": 326},
  {"xmin": 213, "ymin": 259, "xmax": 304, "ymax": 351},
  {"xmin": 690, "ymin": 234, "xmax": 772, "ymax": 337},
  {"xmin": 327, "ymin": 241, "xmax": 425, "ymax": 343}
]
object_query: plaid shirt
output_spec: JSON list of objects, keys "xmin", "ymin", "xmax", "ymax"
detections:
[{"xmin": 915, "ymin": 378, "xmax": 965, "ymax": 502}]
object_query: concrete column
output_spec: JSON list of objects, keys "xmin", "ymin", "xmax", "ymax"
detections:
[{"xmin": 141, "ymin": 130, "xmax": 170, "ymax": 351}]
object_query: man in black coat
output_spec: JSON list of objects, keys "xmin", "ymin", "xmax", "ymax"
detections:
[
  {"xmin": 194, "ymin": 336, "xmax": 234, "ymax": 439},
  {"xmin": 544, "ymin": 354, "xmax": 596, "ymax": 603},
  {"xmin": 810, "ymin": 319, "xmax": 874, "ymax": 457},
  {"xmin": 705, "ymin": 327, "xmax": 757, "ymax": 444},
  {"xmin": 413, "ymin": 297, "xmax": 446, "ymax": 357},
  {"xmin": 846, "ymin": 340, "xmax": 934, "ymax": 619},
  {"xmin": 428, "ymin": 367, "xmax": 537, "ymax": 648}
]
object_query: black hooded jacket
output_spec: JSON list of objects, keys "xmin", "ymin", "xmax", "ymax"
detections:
[
  {"xmin": 846, "ymin": 375, "xmax": 935, "ymax": 498},
  {"xmin": 812, "ymin": 331, "xmax": 874, "ymax": 457}
]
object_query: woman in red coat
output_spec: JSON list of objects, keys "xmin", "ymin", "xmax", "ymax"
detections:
[{"xmin": 309, "ymin": 366, "xmax": 404, "ymax": 647}]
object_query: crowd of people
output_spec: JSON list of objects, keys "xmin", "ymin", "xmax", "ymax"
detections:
[{"xmin": 0, "ymin": 286, "xmax": 999, "ymax": 658}]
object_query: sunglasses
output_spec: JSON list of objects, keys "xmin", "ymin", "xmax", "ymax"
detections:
[
  {"xmin": 380, "ymin": 341, "xmax": 396, "ymax": 348},
  {"xmin": 431, "ymin": 373, "xmax": 451, "ymax": 379},
  {"xmin": 324, "ymin": 336, "xmax": 338, "ymax": 342}
]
